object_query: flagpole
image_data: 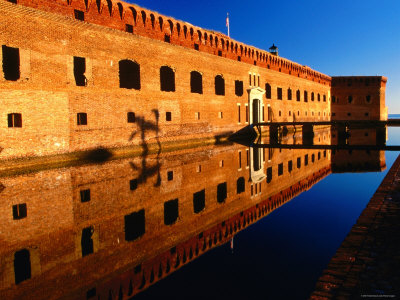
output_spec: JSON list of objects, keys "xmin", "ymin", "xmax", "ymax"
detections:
[{"xmin": 226, "ymin": 13, "xmax": 230, "ymax": 38}]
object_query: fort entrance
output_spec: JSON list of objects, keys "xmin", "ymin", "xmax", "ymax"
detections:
[{"xmin": 248, "ymin": 87, "xmax": 265, "ymax": 125}]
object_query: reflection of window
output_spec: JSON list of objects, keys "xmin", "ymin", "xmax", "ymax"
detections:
[
  {"xmin": 278, "ymin": 163, "xmax": 283, "ymax": 176},
  {"xmin": 288, "ymin": 160, "xmax": 293, "ymax": 172},
  {"xmin": 217, "ymin": 182, "xmax": 227, "ymax": 203},
  {"xmin": 237, "ymin": 177, "xmax": 245, "ymax": 194},
  {"xmin": 125, "ymin": 209, "xmax": 145, "ymax": 241},
  {"xmin": 14, "ymin": 249, "xmax": 31, "ymax": 284},
  {"xmin": 297, "ymin": 157, "xmax": 301, "ymax": 168},
  {"xmin": 193, "ymin": 190, "xmax": 205, "ymax": 213},
  {"xmin": 267, "ymin": 167, "xmax": 272, "ymax": 183},
  {"xmin": 164, "ymin": 199, "xmax": 178, "ymax": 225}
]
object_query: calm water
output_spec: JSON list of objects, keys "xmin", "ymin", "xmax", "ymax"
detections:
[{"xmin": 1, "ymin": 127, "xmax": 399, "ymax": 300}]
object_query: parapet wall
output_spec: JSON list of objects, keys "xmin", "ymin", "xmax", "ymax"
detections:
[{"xmin": 9, "ymin": 0, "xmax": 331, "ymax": 85}]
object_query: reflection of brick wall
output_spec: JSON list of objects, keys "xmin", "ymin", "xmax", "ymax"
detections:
[
  {"xmin": 331, "ymin": 76, "xmax": 387, "ymax": 121},
  {"xmin": 0, "ymin": 143, "xmax": 331, "ymax": 299},
  {"xmin": 0, "ymin": 1, "xmax": 331, "ymax": 160}
]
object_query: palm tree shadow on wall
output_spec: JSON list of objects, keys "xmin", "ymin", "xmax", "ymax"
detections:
[{"xmin": 128, "ymin": 109, "xmax": 162, "ymax": 187}]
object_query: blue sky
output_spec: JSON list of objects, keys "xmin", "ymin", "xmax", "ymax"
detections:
[{"xmin": 128, "ymin": 0, "xmax": 400, "ymax": 113}]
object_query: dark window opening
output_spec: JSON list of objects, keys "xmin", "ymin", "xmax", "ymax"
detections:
[
  {"xmin": 73, "ymin": 56, "xmax": 86, "ymax": 86},
  {"xmin": 215, "ymin": 75, "xmax": 225, "ymax": 95},
  {"xmin": 193, "ymin": 190, "xmax": 205, "ymax": 213},
  {"xmin": 365, "ymin": 112, "xmax": 369, "ymax": 117},
  {"xmin": 297, "ymin": 157, "xmax": 301, "ymax": 168},
  {"xmin": 347, "ymin": 112, "xmax": 352, "ymax": 116},
  {"xmin": 218, "ymin": 50, "xmax": 222, "ymax": 56},
  {"xmin": 119, "ymin": 60, "xmax": 141, "ymax": 90},
  {"xmin": 164, "ymin": 199, "xmax": 178, "ymax": 225},
  {"xmin": 245, "ymin": 105, "xmax": 248, "ymax": 122},
  {"xmin": 127, "ymin": 112, "xmax": 135, "ymax": 123},
  {"xmin": 217, "ymin": 182, "xmax": 227, "ymax": 203},
  {"xmin": 237, "ymin": 56, "xmax": 241, "ymax": 61},
  {"xmin": 278, "ymin": 163, "xmax": 283, "ymax": 176},
  {"xmin": 87, "ymin": 288, "xmax": 96, "ymax": 299},
  {"xmin": 190, "ymin": 71, "xmax": 203, "ymax": 94},
  {"xmin": 311, "ymin": 92, "xmax": 315, "ymax": 101},
  {"xmin": 236, "ymin": 177, "xmax": 245, "ymax": 194},
  {"xmin": 77, "ymin": 113, "xmax": 87, "ymax": 125},
  {"xmin": 265, "ymin": 83, "xmax": 271, "ymax": 99},
  {"xmin": 323, "ymin": 95, "xmax": 326, "ymax": 102},
  {"xmin": 160, "ymin": 66, "xmax": 175, "ymax": 92},
  {"xmin": 81, "ymin": 226, "xmax": 94, "ymax": 257},
  {"xmin": 125, "ymin": 209, "xmax": 145, "ymax": 241},
  {"xmin": 126, "ymin": 24, "xmax": 133, "ymax": 33},
  {"xmin": 80, "ymin": 189, "xmax": 91, "ymax": 203},
  {"xmin": 288, "ymin": 160, "xmax": 293, "ymax": 172},
  {"xmin": 324, "ymin": 150, "xmax": 326, "ymax": 157},
  {"xmin": 235, "ymin": 80, "xmax": 243, "ymax": 96},
  {"xmin": 74, "ymin": 9, "xmax": 84, "ymax": 21},
  {"xmin": 12, "ymin": 203, "xmax": 27, "ymax": 220},
  {"xmin": 277, "ymin": 87, "xmax": 282, "ymax": 100},
  {"xmin": 267, "ymin": 167, "xmax": 272, "ymax": 183},
  {"xmin": 194, "ymin": 43, "xmax": 199, "ymax": 50},
  {"xmin": 366, "ymin": 95, "xmax": 371, "ymax": 103},
  {"xmin": 238, "ymin": 151, "xmax": 242, "ymax": 168},
  {"xmin": 8, "ymin": 113, "xmax": 22, "ymax": 128},
  {"xmin": 312, "ymin": 154, "xmax": 315, "ymax": 163},
  {"xmin": 318, "ymin": 93, "xmax": 320, "ymax": 101},
  {"xmin": 287, "ymin": 88, "xmax": 292, "ymax": 100},
  {"xmin": 8, "ymin": 0, "xmax": 17, "ymax": 4},
  {"xmin": 296, "ymin": 90, "xmax": 300, "ymax": 101},
  {"xmin": 130, "ymin": 179, "xmax": 138, "ymax": 191},
  {"xmin": 164, "ymin": 34, "xmax": 171, "ymax": 43},
  {"xmin": 332, "ymin": 96, "xmax": 336, "ymax": 103},
  {"xmin": 304, "ymin": 91, "xmax": 308, "ymax": 102},
  {"xmin": 166, "ymin": 111, "xmax": 172, "ymax": 121},
  {"xmin": 167, "ymin": 171, "xmax": 173, "ymax": 181},
  {"xmin": 305, "ymin": 154, "xmax": 308, "ymax": 166},
  {"xmin": 318, "ymin": 152, "xmax": 321, "ymax": 160},
  {"xmin": 14, "ymin": 249, "xmax": 31, "ymax": 284},
  {"xmin": 254, "ymin": 60, "xmax": 257, "ymax": 66},
  {"xmin": 2, "ymin": 45, "xmax": 20, "ymax": 81}
]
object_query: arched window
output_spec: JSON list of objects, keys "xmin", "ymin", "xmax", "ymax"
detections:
[
  {"xmin": 119, "ymin": 60, "xmax": 140, "ymax": 90},
  {"xmin": 265, "ymin": 83, "xmax": 271, "ymax": 99},
  {"xmin": 106, "ymin": 0, "xmax": 113, "ymax": 16},
  {"xmin": 311, "ymin": 92, "xmax": 315, "ymax": 101},
  {"xmin": 14, "ymin": 249, "xmax": 31, "ymax": 284},
  {"xmin": 190, "ymin": 71, "xmax": 202, "ymax": 94},
  {"xmin": 96, "ymin": 0, "xmax": 102, "ymax": 13},
  {"xmin": 117, "ymin": 2, "xmax": 123, "ymax": 19},
  {"xmin": 237, "ymin": 177, "xmax": 245, "ymax": 194},
  {"xmin": 129, "ymin": 7, "xmax": 137, "ymax": 25},
  {"xmin": 159, "ymin": 17, "xmax": 163, "ymax": 31},
  {"xmin": 348, "ymin": 95, "xmax": 353, "ymax": 103},
  {"xmin": 160, "ymin": 66, "xmax": 175, "ymax": 92},
  {"xmin": 150, "ymin": 14, "xmax": 155, "ymax": 28},
  {"xmin": 296, "ymin": 90, "xmax": 301, "ymax": 101},
  {"xmin": 304, "ymin": 91, "xmax": 308, "ymax": 102},
  {"xmin": 287, "ymin": 88, "xmax": 292, "ymax": 100},
  {"xmin": 141, "ymin": 11, "xmax": 146, "ymax": 26},
  {"xmin": 214, "ymin": 75, "xmax": 225, "ymax": 96}
]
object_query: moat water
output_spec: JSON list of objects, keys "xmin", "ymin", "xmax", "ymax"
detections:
[{"xmin": 2, "ymin": 125, "xmax": 400, "ymax": 300}]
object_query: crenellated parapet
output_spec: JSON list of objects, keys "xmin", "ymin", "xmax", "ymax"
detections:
[{"xmin": 6, "ymin": 0, "xmax": 331, "ymax": 85}]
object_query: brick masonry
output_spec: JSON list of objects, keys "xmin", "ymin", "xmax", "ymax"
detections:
[{"xmin": 0, "ymin": 0, "xmax": 386, "ymax": 162}]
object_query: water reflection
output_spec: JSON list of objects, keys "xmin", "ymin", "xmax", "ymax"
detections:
[{"xmin": 0, "ymin": 127, "xmax": 389, "ymax": 299}]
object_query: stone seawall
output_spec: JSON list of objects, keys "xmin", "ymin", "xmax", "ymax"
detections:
[{"xmin": 310, "ymin": 155, "xmax": 400, "ymax": 299}]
